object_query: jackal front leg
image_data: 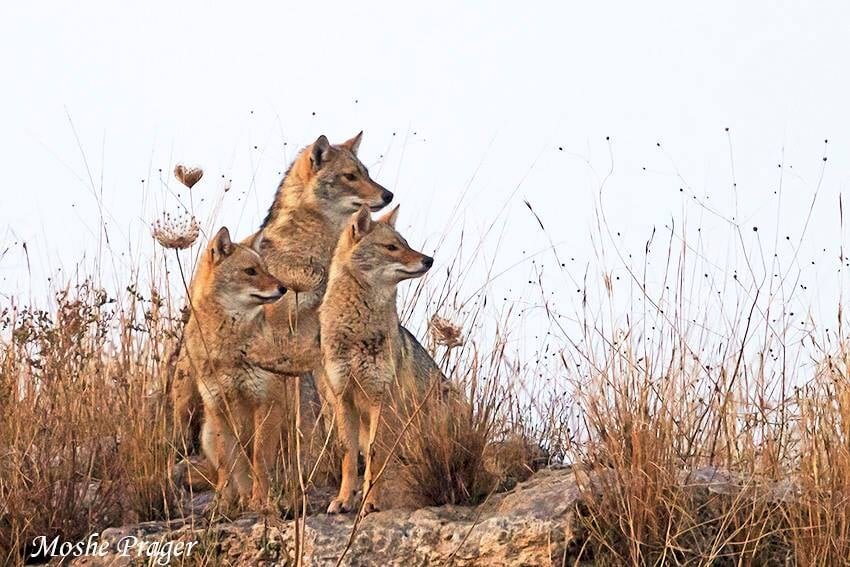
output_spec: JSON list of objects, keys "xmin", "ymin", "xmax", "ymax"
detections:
[
  {"xmin": 251, "ymin": 400, "xmax": 285, "ymax": 514},
  {"xmin": 361, "ymin": 402, "xmax": 384, "ymax": 515},
  {"xmin": 171, "ymin": 357, "xmax": 202, "ymax": 456},
  {"xmin": 327, "ymin": 394, "xmax": 360, "ymax": 514},
  {"xmin": 202, "ymin": 403, "xmax": 252, "ymax": 517}
]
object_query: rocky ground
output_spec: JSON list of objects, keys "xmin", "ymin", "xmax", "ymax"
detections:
[
  {"xmin": 66, "ymin": 467, "xmax": 584, "ymax": 566},
  {"xmin": 60, "ymin": 465, "xmax": 788, "ymax": 566}
]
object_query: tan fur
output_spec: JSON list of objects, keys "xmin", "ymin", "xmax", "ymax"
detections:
[
  {"xmin": 175, "ymin": 227, "xmax": 317, "ymax": 515},
  {"xmin": 320, "ymin": 206, "xmax": 444, "ymax": 514},
  {"xmin": 171, "ymin": 133, "xmax": 392, "ymax": 457},
  {"xmin": 257, "ymin": 132, "xmax": 391, "ymax": 306}
]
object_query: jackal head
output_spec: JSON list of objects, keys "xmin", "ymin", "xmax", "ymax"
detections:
[
  {"xmin": 192, "ymin": 227, "xmax": 286, "ymax": 312},
  {"xmin": 265, "ymin": 132, "xmax": 393, "ymax": 225},
  {"xmin": 338, "ymin": 205, "xmax": 434, "ymax": 285}
]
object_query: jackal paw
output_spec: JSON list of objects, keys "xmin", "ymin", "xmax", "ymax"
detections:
[
  {"xmin": 327, "ymin": 496, "xmax": 355, "ymax": 514},
  {"xmin": 363, "ymin": 501, "xmax": 380, "ymax": 516},
  {"xmin": 208, "ymin": 494, "xmax": 243, "ymax": 521},
  {"xmin": 249, "ymin": 496, "xmax": 277, "ymax": 516}
]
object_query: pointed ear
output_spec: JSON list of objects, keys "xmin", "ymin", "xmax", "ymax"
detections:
[
  {"xmin": 378, "ymin": 204, "xmax": 400, "ymax": 227},
  {"xmin": 211, "ymin": 226, "xmax": 234, "ymax": 262},
  {"xmin": 311, "ymin": 135, "xmax": 331, "ymax": 171},
  {"xmin": 350, "ymin": 205, "xmax": 372, "ymax": 242},
  {"xmin": 249, "ymin": 231, "xmax": 264, "ymax": 254},
  {"xmin": 341, "ymin": 131, "xmax": 363, "ymax": 155}
]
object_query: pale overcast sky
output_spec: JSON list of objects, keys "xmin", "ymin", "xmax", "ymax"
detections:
[{"xmin": 1, "ymin": 1, "xmax": 848, "ymax": 362}]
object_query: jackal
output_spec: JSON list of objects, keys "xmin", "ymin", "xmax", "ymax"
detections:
[
  {"xmin": 320, "ymin": 205, "xmax": 444, "ymax": 514},
  {"xmin": 171, "ymin": 133, "xmax": 392, "ymax": 455},
  {"xmin": 177, "ymin": 226, "xmax": 316, "ymax": 513}
]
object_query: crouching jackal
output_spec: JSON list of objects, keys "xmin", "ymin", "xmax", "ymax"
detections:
[
  {"xmin": 320, "ymin": 205, "xmax": 444, "ymax": 514},
  {"xmin": 177, "ymin": 227, "xmax": 317, "ymax": 514}
]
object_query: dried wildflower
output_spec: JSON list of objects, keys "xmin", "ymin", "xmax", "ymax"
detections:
[
  {"xmin": 429, "ymin": 315, "xmax": 464, "ymax": 349},
  {"xmin": 151, "ymin": 212, "xmax": 199, "ymax": 250},
  {"xmin": 174, "ymin": 164, "xmax": 204, "ymax": 189}
]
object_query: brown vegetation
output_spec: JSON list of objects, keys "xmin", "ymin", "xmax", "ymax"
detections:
[{"xmin": 2, "ymin": 161, "xmax": 848, "ymax": 566}]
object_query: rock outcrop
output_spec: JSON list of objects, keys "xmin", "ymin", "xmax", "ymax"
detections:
[{"xmin": 69, "ymin": 468, "xmax": 582, "ymax": 566}]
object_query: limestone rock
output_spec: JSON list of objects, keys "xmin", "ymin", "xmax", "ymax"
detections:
[{"xmin": 69, "ymin": 468, "xmax": 583, "ymax": 566}]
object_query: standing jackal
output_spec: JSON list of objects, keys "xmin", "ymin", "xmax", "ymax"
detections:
[
  {"xmin": 320, "ymin": 205, "xmax": 444, "ymax": 514},
  {"xmin": 178, "ymin": 227, "xmax": 316, "ymax": 513}
]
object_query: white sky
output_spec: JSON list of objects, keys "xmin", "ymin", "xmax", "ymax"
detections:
[{"xmin": 1, "ymin": 1, "xmax": 849, "ymax": 368}]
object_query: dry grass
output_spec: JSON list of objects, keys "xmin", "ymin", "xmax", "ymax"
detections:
[
  {"xmin": 550, "ymin": 167, "xmax": 850, "ymax": 562},
  {"xmin": 2, "ymin": 143, "xmax": 850, "ymax": 566},
  {"xmin": 566, "ymin": 341, "xmax": 850, "ymax": 564},
  {"xmin": 0, "ymin": 281, "xmax": 181, "ymax": 562},
  {"xmin": 392, "ymin": 343, "xmax": 541, "ymax": 509}
]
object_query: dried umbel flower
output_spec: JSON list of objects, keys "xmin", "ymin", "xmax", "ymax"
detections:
[
  {"xmin": 174, "ymin": 164, "xmax": 204, "ymax": 189},
  {"xmin": 429, "ymin": 315, "xmax": 464, "ymax": 349},
  {"xmin": 152, "ymin": 212, "xmax": 200, "ymax": 250}
]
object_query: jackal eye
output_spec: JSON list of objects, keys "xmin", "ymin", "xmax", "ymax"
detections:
[
  {"xmin": 342, "ymin": 173, "xmax": 357, "ymax": 182},
  {"xmin": 243, "ymin": 267, "xmax": 258, "ymax": 276},
  {"xmin": 384, "ymin": 244, "xmax": 399, "ymax": 251}
]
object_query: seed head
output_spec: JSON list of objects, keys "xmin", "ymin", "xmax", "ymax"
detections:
[
  {"xmin": 152, "ymin": 212, "xmax": 200, "ymax": 250},
  {"xmin": 174, "ymin": 164, "xmax": 204, "ymax": 189},
  {"xmin": 429, "ymin": 315, "xmax": 464, "ymax": 349}
]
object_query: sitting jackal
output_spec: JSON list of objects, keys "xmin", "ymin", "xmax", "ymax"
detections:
[{"xmin": 179, "ymin": 227, "xmax": 316, "ymax": 513}]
